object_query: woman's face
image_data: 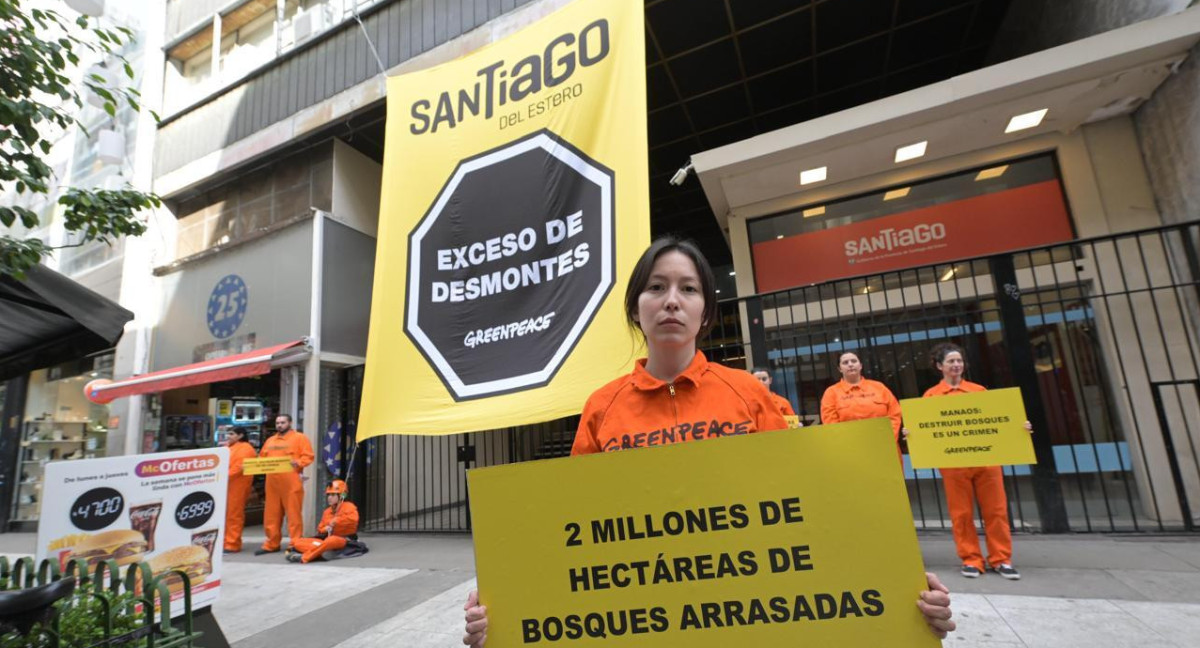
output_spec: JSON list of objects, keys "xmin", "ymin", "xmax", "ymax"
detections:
[
  {"xmin": 938, "ymin": 351, "xmax": 965, "ymax": 380},
  {"xmin": 838, "ymin": 353, "xmax": 862, "ymax": 379},
  {"xmin": 636, "ymin": 251, "xmax": 705, "ymax": 349}
]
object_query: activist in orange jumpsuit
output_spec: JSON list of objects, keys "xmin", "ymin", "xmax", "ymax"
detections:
[
  {"xmin": 223, "ymin": 426, "xmax": 258, "ymax": 553},
  {"xmin": 750, "ymin": 366, "xmax": 803, "ymax": 424},
  {"xmin": 463, "ymin": 238, "xmax": 958, "ymax": 647},
  {"xmin": 256, "ymin": 414, "xmax": 314, "ymax": 555},
  {"xmin": 820, "ymin": 351, "xmax": 902, "ymax": 452},
  {"xmin": 919, "ymin": 342, "xmax": 1029, "ymax": 581},
  {"xmin": 287, "ymin": 480, "xmax": 359, "ymax": 564}
]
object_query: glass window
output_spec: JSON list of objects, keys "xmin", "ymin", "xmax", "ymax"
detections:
[
  {"xmin": 747, "ymin": 154, "xmax": 1074, "ymax": 292},
  {"xmin": 14, "ymin": 353, "xmax": 114, "ymax": 523},
  {"xmin": 171, "ymin": 143, "xmax": 334, "ymax": 262},
  {"xmin": 749, "ymin": 156, "xmax": 1063, "ymax": 244}
]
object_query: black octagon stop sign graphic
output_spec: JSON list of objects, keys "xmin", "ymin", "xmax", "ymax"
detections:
[{"xmin": 405, "ymin": 131, "xmax": 615, "ymax": 401}]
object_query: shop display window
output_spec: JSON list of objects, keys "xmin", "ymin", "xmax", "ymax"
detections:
[{"xmin": 13, "ymin": 353, "xmax": 113, "ymax": 523}]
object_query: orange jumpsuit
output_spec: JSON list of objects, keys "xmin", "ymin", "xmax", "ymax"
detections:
[
  {"xmin": 259, "ymin": 429, "xmax": 315, "ymax": 551},
  {"xmin": 572, "ymin": 351, "xmax": 788, "ymax": 455},
  {"xmin": 820, "ymin": 379, "xmax": 902, "ymax": 461},
  {"xmin": 924, "ymin": 380, "xmax": 1013, "ymax": 571},
  {"xmin": 292, "ymin": 501, "xmax": 360, "ymax": 563},
  {"xmin": 223, "ymin": 440, "xmax": 258, "ymax": 552},
  {"xmin": 769, "ymin": 392, "xmax": 796, "ymax": 417}
]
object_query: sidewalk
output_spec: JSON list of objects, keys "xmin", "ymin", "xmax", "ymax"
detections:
[{"xmin": 3, "ymin": 531, "xmax": 1199, "ymax": 646}]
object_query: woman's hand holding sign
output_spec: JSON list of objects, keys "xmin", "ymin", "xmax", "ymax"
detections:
[
  {"xmin": 464, "ymin": 589, "xmax": 488, "ymax": 647},
  {"xmin": 917, "ymin": 572, "xmax": 956, "ymax": 638}
]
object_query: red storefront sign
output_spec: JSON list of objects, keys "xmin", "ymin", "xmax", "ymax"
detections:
[{"xmin": 752, "ymin": 179, "xmax": 1075, "ymax": 293}]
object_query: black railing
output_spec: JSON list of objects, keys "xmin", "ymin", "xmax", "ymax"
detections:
[{"xmin": 360, "ymin": 221, "xmax": 1200, "ymax": 534}]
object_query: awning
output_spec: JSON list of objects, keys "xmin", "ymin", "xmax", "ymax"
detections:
[
  {"xmin": 0, "ymin": 265, "xmax": 135, "ymax": 382},
  {"xmin": 88, "ymin": 339, "xmax": 308, "ymax": 401}
]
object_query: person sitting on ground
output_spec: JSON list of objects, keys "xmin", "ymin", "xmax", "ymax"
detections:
[{"xmin": 286, "ymin": 480, "xmax": 360, "ymax": 564}]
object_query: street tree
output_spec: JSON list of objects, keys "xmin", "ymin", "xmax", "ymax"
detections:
[{"xmin": 0, "ymin": 0, "xmax": 160, "ymax": 278}]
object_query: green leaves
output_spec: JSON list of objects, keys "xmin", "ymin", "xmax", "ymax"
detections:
[
  {"xmin": 0, "ymin": 236, "xmax": 50, "ymax": 280},
  {"xmin": 0, "ymin": 587, "xmax": 146, "ymax": 648},
  {"xmin": 0, "ymin": 0, "xmax": 158, "ymax": 279}
]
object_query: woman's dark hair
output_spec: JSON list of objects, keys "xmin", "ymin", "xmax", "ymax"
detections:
[
  {"xmin": 835, "ymin": 350, "xmax": 863, "ymax": 365},
  {"xmin": 751, "ymin": 366, "xmax": 770, "ymax": 375},
  {"xmin": 230, "ymin": 426, "xmax": 248, "ymax": 441},
  {"xmin": 624, "ymin": 236, "xmax": 718, "ymax": 340},
  {"xmin": 930, "ymin": 342, "xmax": 966, "ymax": 368}
]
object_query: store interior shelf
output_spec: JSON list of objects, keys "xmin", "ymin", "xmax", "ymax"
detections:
[{"xmin": 26, "ymin": 439, "xmax": 88, "ymax": 444}]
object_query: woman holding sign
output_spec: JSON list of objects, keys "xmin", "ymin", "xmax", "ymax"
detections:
[
  {"xmin": 918, "ymin": 342, "xmax": 1029, "ymax": 581},
  {"xmin": 463, "ymin": 238, "xmax": 958, "ymax": 646},
  {"xmin": 223, "ymin": 426, "xmax": 257, "ymax": 553},
  {"xmin": 819, "ymin": 351, "xmax": 903, "ymax": 455}
]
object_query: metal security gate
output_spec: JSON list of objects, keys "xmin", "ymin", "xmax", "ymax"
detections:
[
  {"xmin": 360, "ymin": 222, "xmax": 1200, "ymax": 534},
  {"xmin": 358, "ymin": 419, "xmax": 577, "ymax": 533},
  {"xmin": 722, "ymin": 221, "xmax": 1200, "ymax": 533}
]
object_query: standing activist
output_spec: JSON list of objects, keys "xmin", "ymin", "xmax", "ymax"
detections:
[
  {"xmin": 751, "ymin": 366, "xmax": 800, "ymax": 420},
  {"xmin": 223, "ymin": 426, "xmax": 257, "ymax": 553},
  {"xmin": 286, "ymin": 479, "xmax": 361, "ymax": 563},
  {"xmin": 462, "ymin": 238, "xmax": 957, "ymax": 646},
  {"xmin": 915, "ymin": 342, "xmax": 1030, "ymax": 580},
  {"xmin": 256, "ymin": 414, "xmax": 314, "ymax": 555},
  {"xmin": 820, "ymin": 351, "xmax": 903, "ymax": 452}
]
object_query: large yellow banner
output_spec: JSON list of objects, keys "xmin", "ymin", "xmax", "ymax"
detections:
[
  {"xmin": 359, "ymin": 0, "xmax": 650, "ymax": 438},
  {"xmin": 901, "ymin": 388, "xmax": 1036, "ymax": 469},
  {"xmin": 468, "ymin": 420, "xmax": 939, "ymax": 647}
]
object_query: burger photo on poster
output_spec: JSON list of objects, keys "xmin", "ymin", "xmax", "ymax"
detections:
[
  {"xmin": 146, "ymin": 545, "xmax": 213, "ymax": 594},
  {"xmin": 68, "ymin": 529, "xmax": 149, "ymax": 568}
]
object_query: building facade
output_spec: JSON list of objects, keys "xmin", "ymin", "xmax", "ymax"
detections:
[{"xmin": 7, "ymin": 0, "xmax": 1198, "ymax": 534}]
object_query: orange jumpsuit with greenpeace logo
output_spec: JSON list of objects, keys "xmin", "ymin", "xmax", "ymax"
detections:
[
  {"xmin": 290, "ymin": 481, "xmax": 359, "ymax": 563},
  {"xmin": 571, "ymin": 351, "xmax": 788, "ymax": 455},
  {"xmin": 259, "ymin": 425, "xmax": 314, "ymax": 552},
  {"xmin": 924, "ymin": 379, "xmax": 1013, "ymax": 572},
  {"xmin": 223, "ymin": 438, "xmax": 258, "ymax": 552}
]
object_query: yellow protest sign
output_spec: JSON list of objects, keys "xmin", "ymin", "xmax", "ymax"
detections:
[
  {"xmin": 359, "ymin": 0, "xmax": 650, "ymax": 438},
  {"xmin": 901, "ymin": 387, "xmax": 1036, "ymax": 469},
  {"xmin": 468, "ymin": 419, "xmax": 938, "ymax": 647},
  {"xmin": 242, "ymin": 457, "xmax": 294, "ymax": 475}
]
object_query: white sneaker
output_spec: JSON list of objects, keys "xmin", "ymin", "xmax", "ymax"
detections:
[{"xmin": 992, "ymin": 564, "xmax": 1021, "ymax": 580}]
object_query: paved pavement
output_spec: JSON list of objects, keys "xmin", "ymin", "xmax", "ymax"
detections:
[{"xmin": 4, "ymin": 530, "xmax": 1200, "ymax": 646}]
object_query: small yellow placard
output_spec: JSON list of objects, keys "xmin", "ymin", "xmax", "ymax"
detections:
[
  {"xmin": 783, "ymin": 414, "xmax": 801, "ymax": 429},
  {"xmin": 901, "ymin": 387, "xmax": 1036, "ymax": 469},
  {"xmin": 468, "ymin": 419, "xmax": 938, "ymax": 647},
  {"xmin": 242, "ymin": 456, "xmax": 294, "ymax": 475}
]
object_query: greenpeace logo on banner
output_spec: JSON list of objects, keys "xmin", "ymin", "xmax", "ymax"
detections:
[
  {"xmin": 409, "ymin": 20, "xmax": 610, "ymax": 135},
  {"xmin": 405, "ymin": 130, "xmax": 615, "ymax": 401},
  {"xmin": 844, "ymin": 223, "xmax": 947, "ymax": 260},
  {"xmin": 135, "ymin": 454, "xmax": 220, "ymax": 477}
]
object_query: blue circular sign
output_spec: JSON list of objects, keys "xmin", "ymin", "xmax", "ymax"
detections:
[{"xmin": 207, "ymin": 274, "xmax": 248, "ymax": 339}]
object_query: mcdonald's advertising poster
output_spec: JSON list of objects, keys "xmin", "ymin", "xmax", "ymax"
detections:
[{"xmin": 360, "ymin": 0, "xmax": 650, "ymax": 437}]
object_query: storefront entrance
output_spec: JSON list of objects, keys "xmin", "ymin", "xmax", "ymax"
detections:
[
  {"xmin": 734, "ymin": 221, "xmax": 1200, "ymax": 533},
  {"xmin": 139, "ymin": 367, "xmax": 294, "ymax": 528}
]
